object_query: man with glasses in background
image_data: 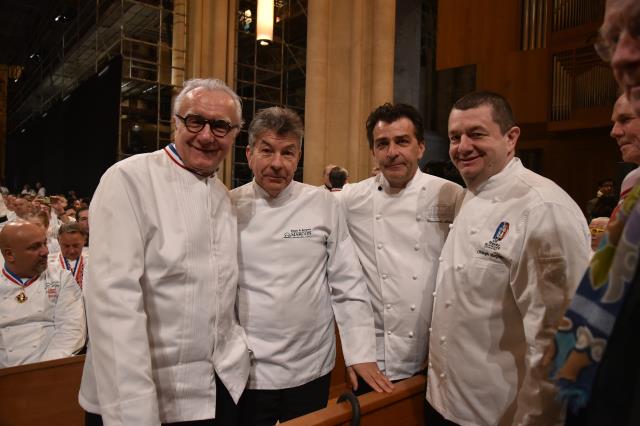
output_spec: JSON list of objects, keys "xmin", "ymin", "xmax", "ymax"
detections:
[
  {"xmin": 551, "ymin": 2, "xmax": 640, "ymax": 424},
  {"xmin": 79, "ymin": 78, "xmax": 251, "ymax": 426}
]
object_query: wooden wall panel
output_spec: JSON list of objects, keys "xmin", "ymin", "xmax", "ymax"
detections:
[
  {"xmin": 436, "ymin": 0, "xmax": 520, "ymax": 71},
  {"xmin": 518, "ymin": 127, "xmax": 621, "ymax": 218}
]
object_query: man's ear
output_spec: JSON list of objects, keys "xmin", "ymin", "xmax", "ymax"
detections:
[{"xmin": 505, "ymin": 126, "xmax": 520, "ymax": 153}]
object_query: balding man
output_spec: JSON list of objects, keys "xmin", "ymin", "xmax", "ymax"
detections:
[
  {"xmin": 79, "ymin": 78, "xmax": 250, "ymax": 426},
  {"xmin": 0, "ymin": 221, "xmax": 85, "ymax": 368}
]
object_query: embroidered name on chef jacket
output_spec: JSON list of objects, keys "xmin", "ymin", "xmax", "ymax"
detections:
[{"xmin": 283, "ymin": 228, "xmax": 312, "ymax": 239}]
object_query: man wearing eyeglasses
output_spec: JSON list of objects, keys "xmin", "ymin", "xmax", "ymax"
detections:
[
  {"xmin": 598, "ymin": 0, "xmax": 640, "ymax": 116},
  {"xmin": 79, "ymin": 79, "xmax": 251, "ymax": 426}
]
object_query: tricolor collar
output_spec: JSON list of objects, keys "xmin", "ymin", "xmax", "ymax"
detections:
[
  {"xmin": 2, "ymin": 265, "xmax": 39, "ymax": 287},
  {"xmin": 164, "ymin": 143, "xmax": 217, "ymax": 178}
]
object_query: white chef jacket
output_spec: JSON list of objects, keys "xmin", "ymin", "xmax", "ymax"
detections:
[
  {"xmin": 0, "ymin": 266, "xmax": 85, "ymax": 367},
  {"xmin": 337, "ymin": 171, "xmax": 464, "ymax": 380},
  {"xmin": 230, "ymin": 180, "xmax": 376, "ymax": 389},
  {"xmin": 78, "ymin": 147, "xmax": 251, "ymax": 425},
  {"xmin": 48, "ymin": 252, "xmax": 88, "ymax": 288},
  {"xmin": 427, "ymin": 158, "xmax": 591, "ymax": 426}
]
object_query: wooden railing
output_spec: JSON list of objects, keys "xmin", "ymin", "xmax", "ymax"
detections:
[
  {"xmin": 0, "ymin": 355, "xmax": 85, "ymax": 426},
  {"xmin": 281, "ymin": 375, "xmax": 427, "ymax": 426}
]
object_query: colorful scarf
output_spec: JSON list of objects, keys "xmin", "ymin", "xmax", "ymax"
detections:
[{"xmin": 550, "ymin": 182, "xmax": 640, "ymax": 413}]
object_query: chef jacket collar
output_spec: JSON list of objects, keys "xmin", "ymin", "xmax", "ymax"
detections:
[
  {"xmin": 375, "ymin": 168, "xmax": 422, "ymax": 194},
  {"xmin": 251, "ymin": 178, "xmax": 296, "ymax": 204}
]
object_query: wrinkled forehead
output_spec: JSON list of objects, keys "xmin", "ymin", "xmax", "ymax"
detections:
[{"xmin": 603, "ymin": 0, "xmax": 640, "ymax": 32}]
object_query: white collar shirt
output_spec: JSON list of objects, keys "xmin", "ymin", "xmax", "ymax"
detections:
[
  {"xmin": 79, "ymin": 148, "xmax": 250, "ymax": 425},
  {"xmin": 338, "ymin": 171, "xmax": 464, "ymax": 380},
  {"xmin": 231, "ymin": 180, "xmax": 376, "ymax": 389},
  {"xmin": 427, "ymin": 158, "xmax": 591, "ymax": 426},
  {"xmin": 0, "ymin": 267, "xmax": 85, "ymax": 367}
]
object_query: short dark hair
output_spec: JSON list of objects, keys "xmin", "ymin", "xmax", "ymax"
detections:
[
  {"xmin": 328, "ymin": 167, "xmax": 348, "ymax": 189},
  {"xmin": 452, "ymin": 91, "xmax": 516, "ymax": 134},
  {"xmin": 366, "ymin": 103, "xmax": 425, "ymax": 149},
  {"xmin": 76, "ymin": 206, "xmax": 88, "ymax": 222}
]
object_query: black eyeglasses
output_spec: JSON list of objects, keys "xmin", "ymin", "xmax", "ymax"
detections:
[{"xmin": 175, "ymin": 114, "xmax": 239, "ymax": 137}]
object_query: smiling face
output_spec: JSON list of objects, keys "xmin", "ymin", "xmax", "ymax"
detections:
[
  {"xmin": 448, "ymin": 104, "xmax": 519, "ymax": 191},
  {"xmin": 371, "ymin": 118, "xmax": 425, "ymax": 192},
  {"xmin": 173, "ymin": 87, "xmax": 240, "ymax": 175},
  {"xmin": 247, "ymin": 130, "xmax": 301, "ymax": 198},
  {"xmin": 611, "ymin": 94, "xmax": 640, "ymax": 164}
]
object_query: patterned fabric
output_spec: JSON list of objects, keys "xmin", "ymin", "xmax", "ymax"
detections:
[{"xmin": 551, "ymin": 182, "xmax": 640, "ymax": 412}]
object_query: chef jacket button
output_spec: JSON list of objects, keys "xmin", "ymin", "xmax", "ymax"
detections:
[
  {"xmin": 428, "ymin": 327, "xmax": 432, "ymax": 332},
  {"xmin": 445, "ymin": 300, "xmax": 452, "ymax": 308},
  {"xmin": 416, "ymin": 216, "xmax": 422, "ymax": 222},
  {"xmin": 410, "ymin": 304, "xmax": 416, "ymax": 311},
  {"xmin": 32, "ymin": 344, "xmax": 37, "ymax": 348},
  {"xmin": 412, "ymin": 275, "xmax": 418, "ymax": 280},
  {"xmin": 438, "ymin": 256, "xmax": 443, "ymax": 262},
  {"xmin": 408, "ymin": 331, "xmax": 414, "ymax": 338},
  {"xmin": 375, "ymin": 214, "xmax": 382, "ymax": 220},
  {"xmin": 440, "ymin": 336, "xmax": 446, "ymax": 343},
  {"xmin": 8, "ymin": 349, "xmax": 12, "ymax": 353},
  {"xmin": 387, "ymin": 330, "xmax": 392, "ymax": 336},
  {"xmin": 455, "ymin": 264, "xmax": 464, "ymax": 271},
  {"xmin": 432, "ymin": 291, "xmax": 437, "ymax": 297},
  {"xmin": 377, "ymin": 243, "xmax": 383, "ymax": 249},
  {"xmin": 386, "ymin": 304, "xmax": 391, "ymax": 310},
  {"xmin": 492, "ymin": 197, "xmax": 500, "ymax": 203},
  {"xmin": 382, "ymin": 274, "xmax": 388, "ymax": 280},
  {"xmin": 448, "ymin": 224, "xmax": 454, "ymax": 229},
  {"xmin": 421, "ymin": 187, "xmax": 426, "ymax": 191},
  {"xmin": 414, "ymin": 244, "xmax": 420, "ymax": 251},
  {"xmin": 440, "ymin": 372, "xmax": 446, "ymax": 379},
  {"xmin": 470, "ymin": 228, "xmax": 477, "ymax": 234},
  {"xmin": 428, "ymin": 362, "xmax": 433, "ymax": 368}
]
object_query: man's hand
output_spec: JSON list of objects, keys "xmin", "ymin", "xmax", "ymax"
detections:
[{"xmin": 347, "ymin": 362, "xmax": 394, "ymax": 393}]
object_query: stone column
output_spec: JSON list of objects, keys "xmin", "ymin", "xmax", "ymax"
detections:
[
  {"xmin": 183, "ymin": 0, "xmax": 238, "ymax": 186},
  {"xmin": 304, "ymin": 0, "xmax": 396, "ymax": 184}
]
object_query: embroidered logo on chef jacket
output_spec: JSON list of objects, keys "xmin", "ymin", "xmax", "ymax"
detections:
[
  {"xmin": 425, "ymin": 204, "xmax": 455, "ymax": 223},
  {"xmin": 283, "ymin": 228, "xmax": 312, "ymax": 239},
  {"xmin": 482, "ymin": 221, "xmax": 510, "ymax": 251},
  {"xmin": 44, "ymin": 281, "xmax": 60, "ymax": 303}
]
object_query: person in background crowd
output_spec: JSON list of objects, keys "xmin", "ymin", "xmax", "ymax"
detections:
[
  {"xmin": 76, "ymin": 207, "xmax": 89, "ymax": 247},
  {"xmin": 0, "ymin": 220, "xmax": 85, "ymax": 368},
  {"xmin": 588, "ymin": 217, "xmax": 610, "ymax": 252},
  {"xmin": 51, "ymin": 222, "xmax": 87, "ymax": 288},
  {"xmin": 427, "ymin": 91, "xmax": 590, "ymax": 425},
  {"xmin": 321, "ymin": 163, "xmax": 338, "ymax": 190},
  {"xmin": 585, "ymin": 179, "xmax": 614, "ymax": 221},
  {"xmin": 328, "ymin": 166, "xmax": 348, "ymax": 192}
]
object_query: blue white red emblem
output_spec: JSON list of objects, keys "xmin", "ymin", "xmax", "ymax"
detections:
[{"xmin": 493, "ymin": 221, "xmax": 510, "ymax": 242}]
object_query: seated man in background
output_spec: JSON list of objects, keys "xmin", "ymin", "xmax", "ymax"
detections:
[
  {"xmin": 75, "ymin": 207, "xmax": 89, "ymax": 247},
  {"xmin": 0, "ymin": 220, "xmax": 85, "ymax": 368},
  {"xmin": 50, "ymin": 222, "xmax": 87, "ymax": 288},
  {"xmin": 232, "ymin": 107, "xmax": 391, "ymax": 426}
]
